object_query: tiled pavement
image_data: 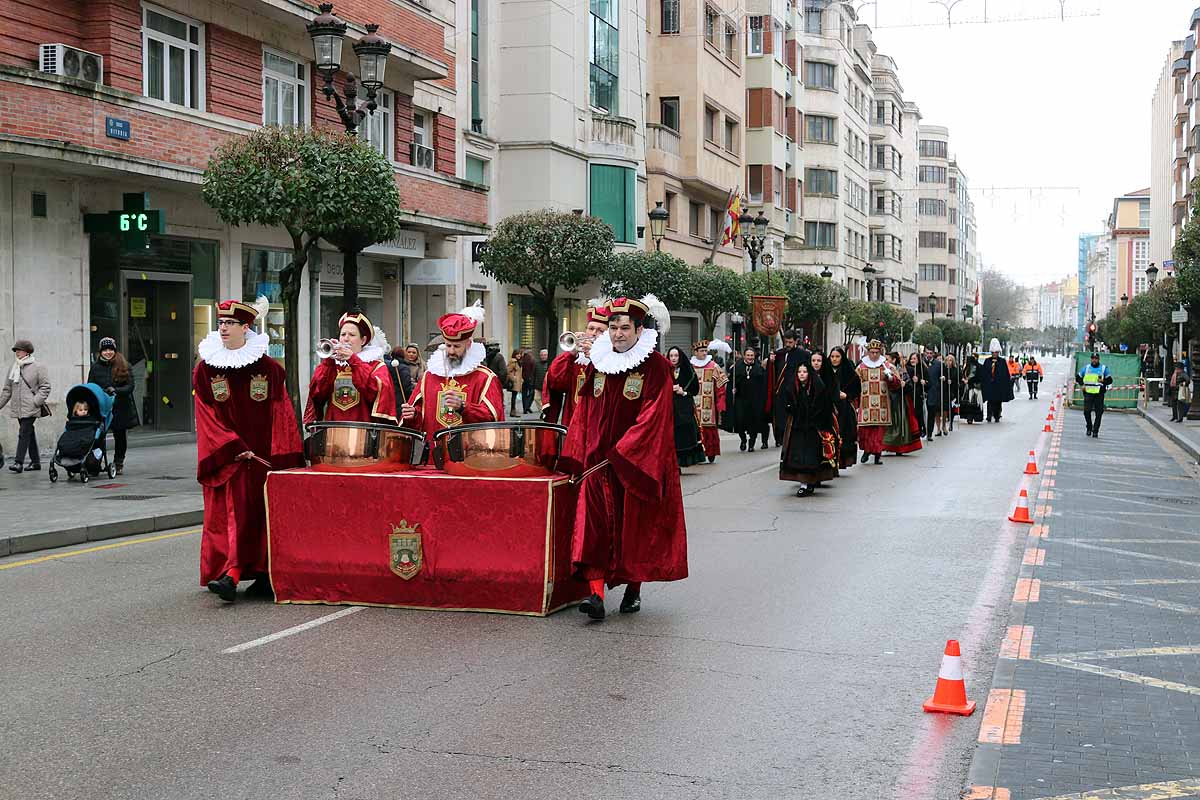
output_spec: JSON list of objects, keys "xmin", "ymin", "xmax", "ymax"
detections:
[{"xmin": 965, "ymin": 405, "xmax": 1200, "ymax": 800}]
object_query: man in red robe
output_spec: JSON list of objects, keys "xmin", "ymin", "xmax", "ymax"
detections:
[
  {"xmin": 560, "ymin": 295, "xmax": 688, "ymax": 621},
  {"xmin": 541, "ymin": 303, "xmax": 611, "ymax": 427},
  {"xmin": 194, "ymin": 298, "xmax": 303, "ymax": 602},
  {"xmin": 401, "ymin": 303, "xmax": 504, "ymax": 440},
  {"xmin": 304, "ymin": 310, "xmax": 397, "ymax": 426},
  {"xmin": 690, "ymin": 341, "xmax": 727, "ymax": 462}
]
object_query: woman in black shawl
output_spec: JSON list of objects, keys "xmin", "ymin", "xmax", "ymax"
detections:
[
  {"xmin": 960, "ymin": 354, "xmax": 984, "ymax": 424},
  {"xmin": 667, "ymin": 346, "xmax": 706, "ymax": 468},
  {"xmin": 728, "ymin": 347, "xmax": 770, "ymax": 451},
  {"xmin": 942, "ymin": 354, "xmax": 962, "ymax": 431},
  {"xmin": 823, "ymin": 346, "xmax": 860, "ymax": 468},
  {"xmin": 780, "ymin": 362, "xmax": 838, "ymax": 496}
]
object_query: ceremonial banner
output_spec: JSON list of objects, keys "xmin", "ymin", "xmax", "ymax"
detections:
[
  {"xmin": 751, "ymin": 295, "xmax": 787, "ymax": 337},
  {"xmin": 266, "ymin": 470, "xmax": 587, "ymax": 615}
]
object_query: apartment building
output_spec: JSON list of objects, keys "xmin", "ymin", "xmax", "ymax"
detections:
[
  {"xmin": 646, "ymin": 0, "xmax": 745, "ymax": 276},
  {"xmin": 868, "ymin": 50, "xmax": 918, "ymax": 309},
  {"xmin": 1105, "ymin": 189, "xmax": 1152, "ymax": 316},
  {"xmin": 478, "ymin": 0, "xmax": 651, "ymax": 349},
  {"xmin": 1, "ymin": 0, "xmax": 487, "ymax": 436},
  {"xmin": 1150, "ymin": 38, "xmax": 1186, "ymax": 271},
  {"xmin": 916, "ymin": 125, "xmax": 979, "ymax": 324},
  {"xmin": 1038, "ymin": 281, "xmax": 1063, "ymax": 330}
]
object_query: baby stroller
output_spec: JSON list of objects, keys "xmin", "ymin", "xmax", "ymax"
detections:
[{"xmin": 49, "ymin": 383, "xmax": 116, "ymax": 484}]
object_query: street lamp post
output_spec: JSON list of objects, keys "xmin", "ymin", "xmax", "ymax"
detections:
[
  {"xmin": 1147, "ymin": 263, "xmax": 1159, "ymax": 287},
  {"xmin": 928, "ymin": 291, "xmax": 937, "ymax": 324},
  {"xmin": 739, "ymin": 209, "xmax": 770, "ymax": 269},
  {"xmin": 308, "ymin": 3, "xmax": 392, "ymax": 136},
  {"xmin": 863, "ymin": 263, "xmax": 877, "ymax": 302},
  {"xmin": 1121, "ymin": 293, "xmax": 1129, "ymax": 306},
  {"xmin": 648, "ymin": 201, "xmax": 669, "ymax": 252}
]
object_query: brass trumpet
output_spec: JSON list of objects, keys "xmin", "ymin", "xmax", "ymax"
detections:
[
  {"xmin": 316, "ymin": 338, "xmax": 340, "ymax": 359},
  {"xmin": 559, "ymin": 331, "xmax": 592, "ymax": 352}
]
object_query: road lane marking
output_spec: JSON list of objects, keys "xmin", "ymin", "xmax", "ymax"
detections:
[
  {"xmin": 1023, "ymin": 547, "xmax": 1045, "ymax": 566},
  {"xmin": 1026, "ymin": 778, "xmax": 1200, "ymax": 800},
  {"xmin": 1035, "ymin": 654, "xmax": 1200, "ymax": 697},
  {"xmin": 1041, "ymin": 645, "xmax": 1200, "ymax": 660},
  {"xmin": 1052, "ymin": 540, "xmax": 1200, "ymax": 567},
  {"xmin": 978, "ymin": 689, "xmax": 1026, "ymax": 745},
  {"xmin": 1013, "ymin": 578, "xmax": 1040, "ymax": 603},
  {"xmin": 1055, "ymin": 578, "xmax": 1200, "ymax": 587},
  {"xmin": 222, "ymin": 606, "xmax": 365, "ymax": 654},
  {"xmin": 1030, "ymin": 524, "xmax": 1049, "ymax": 539},
  {"xmin": 999, "ymin": 626, "xmax": 1034, "ymax": 659},
  {"xmin": 0, "ymin": 528, "xmax": 200, "ymax": 571},
  {"xmin": 1043, "ymin": 582, "xmax": 1200, "ymax": 614},
  {"xmin": 963, "ymin": 789, "xmax": 1010, "ymax": 800}
]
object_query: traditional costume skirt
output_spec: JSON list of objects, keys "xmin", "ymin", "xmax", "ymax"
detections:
[{"xmin": 883, "ymin": 392, "xmax": 923, "ymax": 454}]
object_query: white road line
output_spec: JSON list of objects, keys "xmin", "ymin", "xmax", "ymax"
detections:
[{"xmin": 222, "ymin": 606, "xmax": 365, "ymax": 654}]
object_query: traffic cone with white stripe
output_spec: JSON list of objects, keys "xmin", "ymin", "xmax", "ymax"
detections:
[
  {"xmin": 923, "ymin": 639, "xmax": 976, "ymax": 716},
  {"xmin": 1023, "ymin": 450, "xmax": 1039, "ymax": 475},
  {"xmin": 1043, "ymin": 421, "xmax": 1053, "ymax": 432},
  {"xmin": 1008, "ymin": 489, "xmax": 1034, "ymax": 524},
  {"xmin": 1045, "ymin": 410, "xmax": 1055, "ymax": 421}
]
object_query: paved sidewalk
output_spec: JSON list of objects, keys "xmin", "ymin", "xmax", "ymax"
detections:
[
  {"xmin": 0, "ymin": 443, "xmax": 202, "ymax": 557},
  {"xmin": 1141, "ymin": 400, "xmax": 1200, "ymax": 463},
  {"xmin": 965, "ymin": 409, "xmax": 1200, "ymax": 800}
]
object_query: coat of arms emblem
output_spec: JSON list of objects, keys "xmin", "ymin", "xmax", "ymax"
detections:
[
  {"xmin": 210, "ymin": 375, "xmax": 230, "ymax": 402},
  {"xmin": 249, "ymin": 374, "xmax": 269, "ymax": 403},
  {"xmin": 593, "ymin": 372, "xmax": 605, "ymax": 397},
  {"xmin": 622, "ymin": 371, "xmax": 644, "ymax": 400},
  {"xmin": 435, "ymin": 378, "xmax": 465, "ymax": 428},
  {"xmin": 331, "ymin": 368, "xmax": 359, "ymax": 410},
  {"xmin": 389, "ymin": 520, "xmax": 423, "ymax": 580}
]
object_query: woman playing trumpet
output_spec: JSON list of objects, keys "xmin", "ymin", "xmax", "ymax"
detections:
[{"xmin": 303, "ymin": 311, "xmax": 397, "ymax": 426}]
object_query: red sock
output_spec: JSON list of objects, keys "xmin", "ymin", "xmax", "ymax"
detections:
[
  {"xmin": 588, "ymin": 579, "xmax": 605, "ymax": 598},
  {"xmin": 226, "ymin": 567, "xmax": 241, "ymax": 584}
]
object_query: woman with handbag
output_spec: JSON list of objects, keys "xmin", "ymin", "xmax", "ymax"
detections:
[
  {"xmin": 0, "ymin": 339, "xmax": 51, "ymax": 473},
  {"xmin": 87, "ymin": 337, "xmax": 140, "ymax": 474}
]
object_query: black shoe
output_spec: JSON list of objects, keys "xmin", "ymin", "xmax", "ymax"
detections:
[
  {"xmin": 8, "ymin": 463, "xmax": 21, "ymax": 473},
  {"xmin": 1092, "ymin": 431, "xmax": 1099, "ymax": 438},
  {"xmin": 619, "ymin": 587, "xmax": 641, "ymax": 614},
  {"xmin": 860, "ymin": 452, "xmax": 871, "ymax": 464},
  {"xmin": 748, "ymin": 444, "xmax": 756, "ymax": 452},
  {"xmin": 245, "ymin": 579, "xmax": 274, "ymax": 600},
  {"xmin": 578, "ymin": 593, "xmax": 605, "ymax": 620},
  {"xmin": 739, "ymin": 440, "xmax": 747, "ymax": 451},
  {"xmin": 25, "ymin": 463, "xmax": 39, "ymax": 471},
  {"xmin": 873, "ymin": 455, "xmax": 882, "ymax": 465},
  {"xmin": 115, "ymin": 462, "xmax": 124, "ymax": 476},
  {"xmin": 707, "ymin": 455, "xmax": 715, "ymax": 463},
  {"xmin": 796, "ymin": 485, "xmax": 816, "ymax": 497},
  {"xmin": 1085, "ymin": 427, "xmax": 1092, "ymax": 436},
  {"xmin": 207, "ymin": 575, "xmax": 237, "ymax": 602}
]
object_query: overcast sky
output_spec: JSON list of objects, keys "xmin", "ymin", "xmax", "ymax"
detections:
[{"xmin": 868, "ymin": 0, "xmax": 1190, "ymax": 288}]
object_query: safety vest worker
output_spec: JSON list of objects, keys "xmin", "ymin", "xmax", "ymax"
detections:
[{"xmin": 1075, "ymin": 353, "xmax": 1113, "ymax": 438}]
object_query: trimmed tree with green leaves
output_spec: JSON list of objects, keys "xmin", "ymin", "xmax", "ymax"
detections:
[
  {"xmin": 686, "ymin": 263, "xmax": 750, "ymax": 339},
  {"xmin": 479, "ymin": 210, "xmax": 616, "ymax": 347},
  {"xmin": 201, "ymin": 126, "xmax": 402, "ymax": 424},
  {"xmin": 838, "ymin": 300, "xmax": 916, "ymax": 347},
  {"xmin": 1174, "ymin": 183, "xmax": 1200, "ymax": 316},
  {"xmin": 601, "ymin": 250, "xmax": 690, "ymax": 311},
  {"xmin": 913, "ymin": 321, "xmax": 944, "ymax": 349}
]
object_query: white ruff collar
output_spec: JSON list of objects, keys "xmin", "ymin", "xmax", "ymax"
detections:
[
  {"xmin": 349, "ymin": 343, "xmax": 384, "ymax": 364},
  {"xmin": 690, "ymin": 356, "xmax": 712, "ymax": 368},
  {"xmin": 859, "ymin": 354, "xmax": 887, "ymax": 369},
  {"xmin": 575, "ymin": 352, "xmax": 590, "ymax": 366},
  {"xmin": 590, "ymin": 328, "xmax": 658, "ymax": 375},
  {"xmin": 426, "ymin": 341, "xmax": 486, "ymax": 378},
  {"xmin": 198, "ymin": 331, "xmax": 270, "ymax": 369}
]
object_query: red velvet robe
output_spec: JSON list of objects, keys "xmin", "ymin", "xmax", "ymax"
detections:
[
  {"xmin": 560, "ymin": 350, "xmax": 688, "ymax": 586},
  {"xmin": 303, "ymin": 354, "xmax": 396, "ymax": 425},
  {"xmin": 405, "ymin": 365, "xmax": 504, "ymax": 442},
  {"xmin": 193, "ymin": 354, "xmax": 303, "ymax": 585},
  {"xmin": 542, "ymin": 350, "xmax": 587, "ymax": 427}
]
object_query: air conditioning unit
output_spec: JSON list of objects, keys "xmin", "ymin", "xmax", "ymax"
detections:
[
  {"xmin": 40, "ymin": 44, "xmax": 104, "ymax": 84},
  {"xmin": 411, "ymin": 143, "xmax": 435, "ymax": 170}
]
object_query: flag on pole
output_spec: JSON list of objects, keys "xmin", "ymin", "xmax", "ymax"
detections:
[{"xmin": 721, "ymin": 192, "xmax": 742, "ymax": 246}]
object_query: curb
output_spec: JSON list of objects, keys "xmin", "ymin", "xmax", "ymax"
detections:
[
  {"xmin": 1138, "ymin": 407, "xmax": 1200, "ymax": 462},
  {"xmin": 0, "ymin": 510, "xmax": 203, "ymax": 558}
]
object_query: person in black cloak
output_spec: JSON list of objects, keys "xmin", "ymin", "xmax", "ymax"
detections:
[
  {"xmin": 769, "ymin": 330, "xmax": 811, "ymax": 447},
  {"xmin": 960, "ymin": 354, "xmax": 984, "ymax": 423},
  {"xmin": 941, "ymin": 353, "xmax": 962, "ymax": 432},
  {"xmin": 822, "ymin": 345, "xmax": 860, "ymax": 468},
  {"xmin": 729, "ymin": 347, "xmax": 771, "ymax": 451},
  {"xmin": 976, "ymin": 338, "xmax": 1014, "ymax": 423},
  {"xmin": 667, "ymin": 346, "xmax": 706, "ymax": 467},
  {"xmin": 779, "ymin": 362, "xmax": 838, "ymax": 497}
]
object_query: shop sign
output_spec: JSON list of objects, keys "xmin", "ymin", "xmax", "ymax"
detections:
[
  {"xmin": 404, "ymin": 259, "xmax": 455, "ymax": 286},
  {"xmin": 363, "ymin": 230, "xmax": 426, "ymax": 259}
]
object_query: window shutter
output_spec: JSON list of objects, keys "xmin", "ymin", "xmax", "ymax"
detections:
[{"xmin": 623, "ymin": 166, "xmax": 636, "ymax": 244}]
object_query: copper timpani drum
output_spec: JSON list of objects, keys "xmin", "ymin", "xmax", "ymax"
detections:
[
  {"xmin": 431, "ymin": 421, "xmax": 568, "ymax": 478},
  {"xmin": 305, "ymin": 422, "xmax": 425, "ymax": 471}
]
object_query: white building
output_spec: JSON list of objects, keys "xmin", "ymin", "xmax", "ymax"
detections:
[
  {"xmin": 868, "ymin": 51, "xmax": 919, "ymax": 310},
  {"xmin": 916, "ymin": 125, "xmax": 979, "ymax": 324}
]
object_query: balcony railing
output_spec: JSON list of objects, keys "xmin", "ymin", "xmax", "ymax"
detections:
[
  {"xmin": 646, "ymin": 123, "xmax": 681, "ymax": 157},
  {"xmin": 592, "ymin": 113, "xmax": 636, "ymax": 148}
]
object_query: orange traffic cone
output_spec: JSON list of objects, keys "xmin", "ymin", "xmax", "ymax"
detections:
[
  {"xmin": 1049, "ymin": 402, "xmax": 1056, "ymax": 412},
  {"xmin": 1045, "ymin": 411, "xmax": 1055, "ymax": 421},
  {"xmin": 1024, "ymin": 450, "xmax": 1039, "ymax": 475},
  {"xmin": 923, "ymin": 639, "xmax": 977, "ymax": 716},
  {"xmin": 1008, "ymin": 489, "xmax": 1034, "ymax": 524},
  {"xmin": 1043, "ymin": 422, "xmax": 1052, "ymax": 432}
]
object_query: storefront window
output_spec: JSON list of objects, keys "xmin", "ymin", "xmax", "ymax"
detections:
[
  {"xmin": 242, "ymin": 247, "xmax": 290, "ymax": 365},
  {"xmin": 508, "ymin": 295, "xmax": 587, "ymax": 352}
]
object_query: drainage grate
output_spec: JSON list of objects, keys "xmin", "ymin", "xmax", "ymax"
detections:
[
  {"xmin": 95, "ymin": 494, "xmax": 165, "ymax": 501},
  {"xmin": 148, "ymin": 476, "xmax": 191, "ymax": 481},
  {"xmin": 1151, "ymin": 496, "xmax": 1199, "ymax": 506}
]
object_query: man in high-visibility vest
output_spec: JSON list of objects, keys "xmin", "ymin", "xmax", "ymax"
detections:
[{"xmin": 1075, "ymin": 352, "xmax": 1113, "ymax": 438}]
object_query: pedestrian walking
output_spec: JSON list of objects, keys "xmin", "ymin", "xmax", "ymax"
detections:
[
  {"xmin": 978, "ymin": 340, "xmax": 1014, "ymax": 422},
  {"xmin": 0, "ymin": 339, "xmax": 51, "ymax": 473},
  {"xmin": 506, "ymin": 349, "xmax": 524, "ymax": 415},
  {"xmin": 1008, "ymin": 355, "xmax": 1022, "ymax": 397},
  {"xmin": 532, "ymin": 348, "xmax": 550, "ymax": 411},
  {"xmin": 1023, "ymin": 356, "xmax": 1043, "ymax": 399},
  {"xmin": 855, "ymin": 340, "xmax": 902, "ymax": 465},
  {"xmin": 667, "ymin": 347, "xmax": 706, "ymax": 468},
  {"xmin": 824, "ymin": 346, "xmax": 860, "ymax": 468},
  {"xmin": 780, "ymin": 362, "xmax": 838, "ymax": 496},
  {"xmin": 86, "ymin": 337, "xmax": 139, "ymax": 475},
  {"xmin": 729, "ymin": 347, "xmax": 770, "ymax": 451},
  {"xmin": 404, "ymin": 343, "xmax": 424, "ymax": 386},
  {"xmin": 1076, "ymin": 351, "xmax": 1113, "ymax": 438},
  {"xmin": 907, "ymin": 352, "xmax": 929, "ymax": 437},
  {"xmin": 485, "ymin": 340, "xmax": 507, "ymax": 385},
  {"xmin": 923, "ymin": 348, "xmax": 944, "ymax": 439},
  {"xmin": 1170, "ymin": 363, "xmax": 1190, "ymax": 421},
  {"xmin": 520, "ymin": 349, "xmax": 536, "ymax": 414},
  {"xmin": 942, "ymin": 354, "xmax": 961, "ymax": 432},
  {"xmin": 959, "ymin": 354, "xmax": 984, "ymax": 424},
  {"xmin": 768, "ymin": 330, "xmax": 810, "ymax": 447},
  {"xmin": 885, "ymin": 352, "xmax": 923, "ymax": 455}
]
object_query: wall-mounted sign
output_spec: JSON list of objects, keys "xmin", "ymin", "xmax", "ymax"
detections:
[
  {"xmin": 471, "ymin": 240, "xmax": 488, "ymax": 264},
  {"xmin": 405, "ymin": 258, "xmax": 455, "ymax": 286},
  {"xmin": 105, "ymin": 117, "xmax": 131, "ymax": 140},
  {"xmin": 363, "ymin": 230, "xmax": 426, "ymax": 259},
  {"xmin": 82, "ymin": 193, "xmax": 164, "ymax": 251},
  {"xmin": 130, "ymin": 297, "xmax": 147, "ymax": 318}
]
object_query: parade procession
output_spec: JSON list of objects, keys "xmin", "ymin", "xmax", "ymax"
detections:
[{"xmin": 193, "ymin": 294, "xmax": 687, "ymax": 619}]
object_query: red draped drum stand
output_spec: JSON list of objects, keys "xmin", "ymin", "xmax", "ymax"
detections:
[{"xmin": 265, "ymin": 470, "xmax": 587, "ymax": 615}]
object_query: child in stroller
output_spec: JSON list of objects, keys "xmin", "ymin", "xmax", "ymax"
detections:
[{"xmin": 49, "ymin": 383, "xmax": 116, "ymax": 484}]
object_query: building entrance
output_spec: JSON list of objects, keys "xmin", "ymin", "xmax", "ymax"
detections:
[{"xmin": 120, "ymin": 271, "xmax": 193, "ymax": 432}]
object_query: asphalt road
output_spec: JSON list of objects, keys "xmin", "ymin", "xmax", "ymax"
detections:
[{"xmin": 0, "ymin": 358, "xmax": 1072, "ymax": 800}]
